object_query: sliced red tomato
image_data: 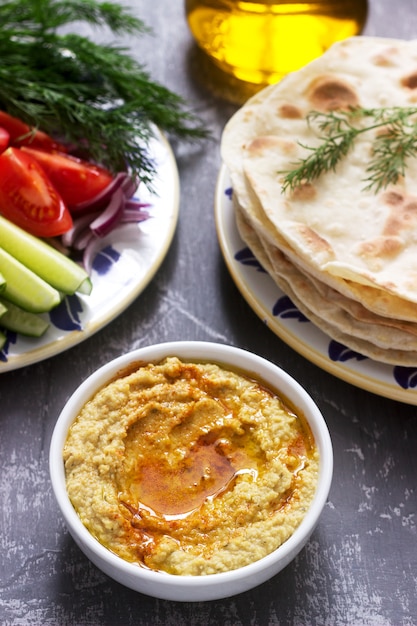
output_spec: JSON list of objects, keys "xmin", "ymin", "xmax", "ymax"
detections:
[
  {"xmin": 21, "ymin": 146, "xmax": 113, "ymax": 208},
  {"xmin": 0, "ymin": 147, "xmax": 73, "ymax": 238},
  {"xmin": 0, "ymin": 127, "xmax": 10, "ymax": 153},
  {"xmin": 0, "ymin": 110, "xmax": 67, "ymax": 152}
]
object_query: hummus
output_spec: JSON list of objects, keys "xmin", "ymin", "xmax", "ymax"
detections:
[{"xmin": 63, "ymin": 356, "xmax": 319, "ymax": 575}]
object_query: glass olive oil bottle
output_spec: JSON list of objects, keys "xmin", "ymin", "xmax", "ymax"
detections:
[{"xmin": 185, "ymin": 0, "xmax": 368, "ymax": 86}]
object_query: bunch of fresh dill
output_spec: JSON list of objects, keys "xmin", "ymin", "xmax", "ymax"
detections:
[{"xmin": 0, "ymin": 0, "xmax": 207, "ymax": 185}]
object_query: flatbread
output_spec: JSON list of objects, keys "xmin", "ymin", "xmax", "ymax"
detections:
[
  {"xmin": 238, "ymin": 167, "xmax": 417, "ymax": 323},
  {"xmin": 243, "ymin": 132, "xmax": 417, "ymax": 303},
  {"xmin": 235, "ymin": 201, "xmax": 417, "ymax": 365},
  {"xmin": 221, "ymin": 36, "xmax": 417, "ymax": 364}
]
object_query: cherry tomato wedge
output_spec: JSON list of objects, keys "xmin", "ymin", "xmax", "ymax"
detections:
[
  {"xmin": 0, "ymin": 110, "xmax": 67, "ymax": 152},
  {"xmin": 21, "ymin": 147, "xmax": 113, "ymax": 208},
  {"xmin": 0, "ymin": 147, "xmax": 73, "ymax": 238},
  {"xmin": 0, "ymin": 127, "xmax": 10, "ymax": 153}
]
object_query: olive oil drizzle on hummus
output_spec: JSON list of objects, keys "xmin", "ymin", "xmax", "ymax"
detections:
[{"xmin": 119, "ymin": 427, "xmax": 259, "ymax": 519}]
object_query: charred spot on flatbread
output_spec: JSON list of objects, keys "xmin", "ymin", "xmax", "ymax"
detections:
[
  {"xmin": 289, "ymin": 182, "xmax": 317, "ymax": 201},
  {"xmin": 246, "ymin": 135, "xmax": 297, "ymax": 158},
  {"xmin": 306, "ymin": 75, "xmax": 359, "ymax": 111},
  {"xmin": 401, "ymin": 70, "xmax": 417, "ymax": 90},
  {"xmin": 381, "ymin": 191, "xmax": 417, "ymax": 236},
  {"xmin": 278, "ymin": 104, "xmax": 303, "ymax": 119},
  {"xmin": 356, "ymin": 236, "xmax": 405, "ymax": 266},
  {"xmin": 382, "ymin": 190, "xmax": 404, "ymax": 207},
  {"xmin": 292, "ymin": 224, "xmax": 335, "ymax": 260},
  {"xmin": 371, "ymin": 47, "xmax": 400, "ymax": 67}
]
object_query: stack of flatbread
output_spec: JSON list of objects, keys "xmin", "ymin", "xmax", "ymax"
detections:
[{"xmin": 220, "ymin": 36, "xmax": 417, "ymax": 366}]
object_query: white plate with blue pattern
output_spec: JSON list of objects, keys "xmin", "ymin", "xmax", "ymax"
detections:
[
  {"xmin": 215, "ymin": 164, "xmax": 417, "ymax": 405},
  {"xmin": 0, "ymin": 132, "xmax": 179, "ymax": 372}
]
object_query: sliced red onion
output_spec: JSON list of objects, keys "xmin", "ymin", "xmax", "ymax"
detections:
[
  {"xmin": 70, "ymin": 172, "xmax": 130, "ymax": 214},
  {"xmin": 72, "ymin": 227, "xmax": 96, "ymax": 252},
  {"xmin": 120, "ymin": 174, "xmax": 139, "ymax": 199},
  {"xmin": 125, "ymin": 198, "xmax": 151, "ymax": 210},
  {"xmin": 120, "ymin": 209, "xmax": 150, "ymax": 223},
  {"xmin": 62, "ymin": 211, "xmax": 101, "ymax": 248},
  {"xmin": 59, "ymin": 171, "xmax": 151, "ymax": 272},
  {"xmin": 83, "ymin": 236, "xmax": 103, "ymax": 274},
  {"xmin": 120, "ymin": 211, "xmax": 150, "ymax": 224},
  {"xmin": 89, "ymin": 187, "xmax": 125, "ymax": 237}
]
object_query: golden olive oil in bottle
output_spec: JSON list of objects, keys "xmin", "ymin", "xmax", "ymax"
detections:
[{"xmin": 185, "ymin": 0, "xmax": 368, "ymax": 86}]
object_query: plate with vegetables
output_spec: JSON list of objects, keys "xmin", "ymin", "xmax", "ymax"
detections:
[
  {"xmin": 0, "ymin": 128, "xmax": 179, "ymax": 372},
  {"xmin": 0, "ymin": 0, "xmax": 207, "ymax": 371}
]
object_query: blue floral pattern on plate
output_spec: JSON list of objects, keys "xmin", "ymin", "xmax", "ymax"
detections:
[
  {"xmin": 234, "ymin": 247, "xmax": 266, "ymax": 273},
  {"xmin": 272, "ymin": 295, "xmax": 309, "ymax": 323},
  {"xmin": 49, "ymin": 295, "xmax": 84, "ymax": 332},
  {"xmin": 0, "ymin": 332, "xmax": 17, "ymax": 363},
  {"xmin": 393, "ymin": 367, "xmax": 417, "ymax": 390},
  {"xmin": 328, "ymin": 340, "xmax": 368, "ymax": 363},
  {"xmin": 92, "ymin": 245, "xmax": 122, "ymax": 275}
]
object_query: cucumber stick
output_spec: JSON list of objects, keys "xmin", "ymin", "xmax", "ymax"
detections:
[
  {"xmin": 0, "ymin": 215, "xmax": 92, "ymax": 295},
  {"xmin": 0, "ymin": 296, "xmax": 49, "ymax": 337},
  {"xmin": 0, "ymin": 247, "xmax": 61, "ymax": 313}
]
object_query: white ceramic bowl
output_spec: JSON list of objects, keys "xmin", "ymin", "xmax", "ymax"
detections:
[{"xmin": 50, "ymin": 341, "xmax": 333, "ymax": 602}]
